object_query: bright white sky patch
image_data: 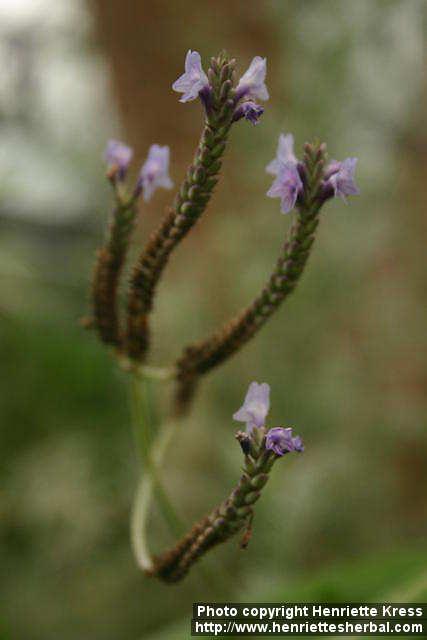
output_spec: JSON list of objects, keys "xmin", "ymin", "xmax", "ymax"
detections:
[
  {"xmin": 0, "ymin": 0, "xmax": 84, "ymax": 30},
  {"xmin": 0, "ymin": 0, "xmax": 117, "ymax": 220}
]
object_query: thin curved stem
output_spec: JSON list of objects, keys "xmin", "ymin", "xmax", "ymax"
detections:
[
  {"xmin": 130, "ymin": 414, "xmax": 182, "ymax": 571},
  {"xmin": 131, "ymin": 470, "xmax": 154, "ymax": 572},
  {"xmin": 129, "ymin": 376, "xmax": 184, "ymax": 571}
]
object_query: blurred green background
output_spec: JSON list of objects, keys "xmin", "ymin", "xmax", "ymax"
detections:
[{"xmin": 1, "ymin": 0, "xmax": 426, "ymax": 638}]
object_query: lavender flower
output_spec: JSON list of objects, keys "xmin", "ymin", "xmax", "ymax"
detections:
[
  {"xmin": 266, "ymin": 427, "xmax": 304, "ymax": 456},
  {"xmin": 325, "ymin": 157, "xmax": 359, "ymax": 202},
  {"xmin": 172, "ymin": 50, "xmax": 209, "ymax": 103},
  {"xmin": 138, "ymin": 144, "xmax": 173, "ymax": 202},
  {"xmin": 104, "ymin": 139, "xmax": 133, "ymax": 180},
  {"xmin": 236, "ymin": 56, "xmax": 269, "ymax": 102},
  {"xmin": 233, "ymin": 382, "xmax": 270, "ymax": 433},
  {"xmin": 266, "ymin": 162, "xmax": 303, "ymax": 214},
  {"xmin": 266, "ymin": 133, "xmax": 297, "ymax": 175},
  {"xmin": 233, "ymin": 101, "xmax": 264, "ymax": 125}
]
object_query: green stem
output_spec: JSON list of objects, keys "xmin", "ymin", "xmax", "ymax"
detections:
[{"xmin": 129, "ymin": 376, "xmax": 184, "ymax": 571}]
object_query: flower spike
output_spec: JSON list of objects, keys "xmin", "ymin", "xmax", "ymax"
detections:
[
  {"xmin": 174, "ymin": 140, "xmax": 329, "ymax": 412},
  {"xmin": 91, "ymin": 142, "xmax": 138, "ymax": 346},
  {"xmin": 172, "ymin": 50, "xmax": 209, "ymax": 103},
  {"xmin": 126, "ymin": 51, "xmax": 237, "ymax": 362},
  {"xmin": 148, "ymin": 389, "xmax": 304, "ymax": 582},
  {"xmin": 174, "ymin": 139, "xmax": 360, "ymax": 414}
]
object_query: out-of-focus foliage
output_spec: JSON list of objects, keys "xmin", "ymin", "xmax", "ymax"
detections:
[{"xmin": 1, "ymin": 1, "xmax": 426, "ymax": 638}]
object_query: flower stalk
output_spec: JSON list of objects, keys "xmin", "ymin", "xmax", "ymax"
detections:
[{"xmin": 86, "ymin": 48, "xmax": 360, "ymax": 585}]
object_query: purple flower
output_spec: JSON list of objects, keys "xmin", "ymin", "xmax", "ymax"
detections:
[
  {"xmin": 266, "ymin": 162, "xmax": 303, "ymax": 214},
  {"xmin": 324, "ymin": 157, "xmax": 359, "ymax": 202},
  {"xmin": 172, "ymin": 50, "xmax": 209, "ymax": 103},
  {"xmin": 236, "ymin": 56, "xmax": 269, "ymax": 102},
  {"xmin": 233, "ymin": 100, "xmax": 264, "ymax": 125},
  {"xmin": 266, "ymin": 133, "xmax": 297, "ymax": 175},
  {"xmin": 138, "ymin": 144, "xmax": 173, "ymax": 202},
  {"xmin": 266, "ymin": 427, "xmax": 304, "ymax": 456},
  {"xmin": 104, "ymin": 139, "xmax": 133, "ymax": 180},
  {"xmin": 233, "ymin": 382, "xmax": 270, "ymax": 433}
]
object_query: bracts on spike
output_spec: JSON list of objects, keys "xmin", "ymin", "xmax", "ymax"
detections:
[
  {"xmin": 174, "ymin": 142, "xmax": 328, "ymax": 413},
  {"xmin": 92, "ymin": 199, "xmax": 137, "ymax": 347},
  {"xmin": 126, "ymin": 53, "xmax": 237, "ymax": 362}
]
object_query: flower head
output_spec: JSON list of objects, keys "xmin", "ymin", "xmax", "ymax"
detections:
[
  {"xmin": 233, "ymin": 382, "xmax": 270, "ymax": 433},
  {"xmin": 233, "ymin": 100, "xmax": 264, "ymax": 125},
  {"xmin": 266, "ymin": 427, "xmax": 304, "ymax": 456},
  {"xmin": 324, "ymin": 157, "xmax": 359, "ymax": 202},
  {"xmin": 266, "ymin": 162, "xmax": 303, "ymax": 214},
  {"xmin": 172, "ymin": 50, "xmax": 209, "ymax": 103},
  {"xmin": 104, "ymin": 139, "xmax": 133, "ymax": 180},
  {"xmin": 138, "ymin": 144, "xmax": 173, "ymax": 202},
  {"xmin": 266, "ymin": 133, "xmax": 297, "ymax": 175},
  {"xmin": 236, "ymin": 56, "xmax": 269, "ymax": 102}
]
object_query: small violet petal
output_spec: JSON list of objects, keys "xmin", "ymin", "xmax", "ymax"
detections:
[
  {"xmin": 233, "ymin": 381, "xmax": 270, "ymax": 433},
  {"xmin": 104, "ymin": 139, "xmax": 133, "ymax": 179},
  {"xmin": 236, "ymin": 56, "xmax": 269, "ymax": 102},
  {"xmin": 266, "ymin": 133, "xmax": 297, "ymax": 175},
  {"xmin": 266, "ymin": 162, "xmax": 303, "ymax": 214},
  {"xmin": 292, "ymin": 435, "xmax": 305, "ymax": 452},
  {"xmin": 172, "ymin": 50, "xmax": 209, "ymax": 103},
  {"xmin": 266, "ymin": 427, "xmax": 304, "ymax": 456},
  {"xmin": 233, "ymin": 100, "xmax": 264, "ymax": 125},
  {"xmin": 326, "ymin": 157, "xmax": 359, "ymax": 202},
  {"xmin": 138, "ymin": 144, "xmax": 173, "ymax": 202}
]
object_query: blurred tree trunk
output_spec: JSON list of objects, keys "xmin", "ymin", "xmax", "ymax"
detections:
[{"xmin": 391, "ymin": 80, "xmax": 427, "ymax": 526}]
